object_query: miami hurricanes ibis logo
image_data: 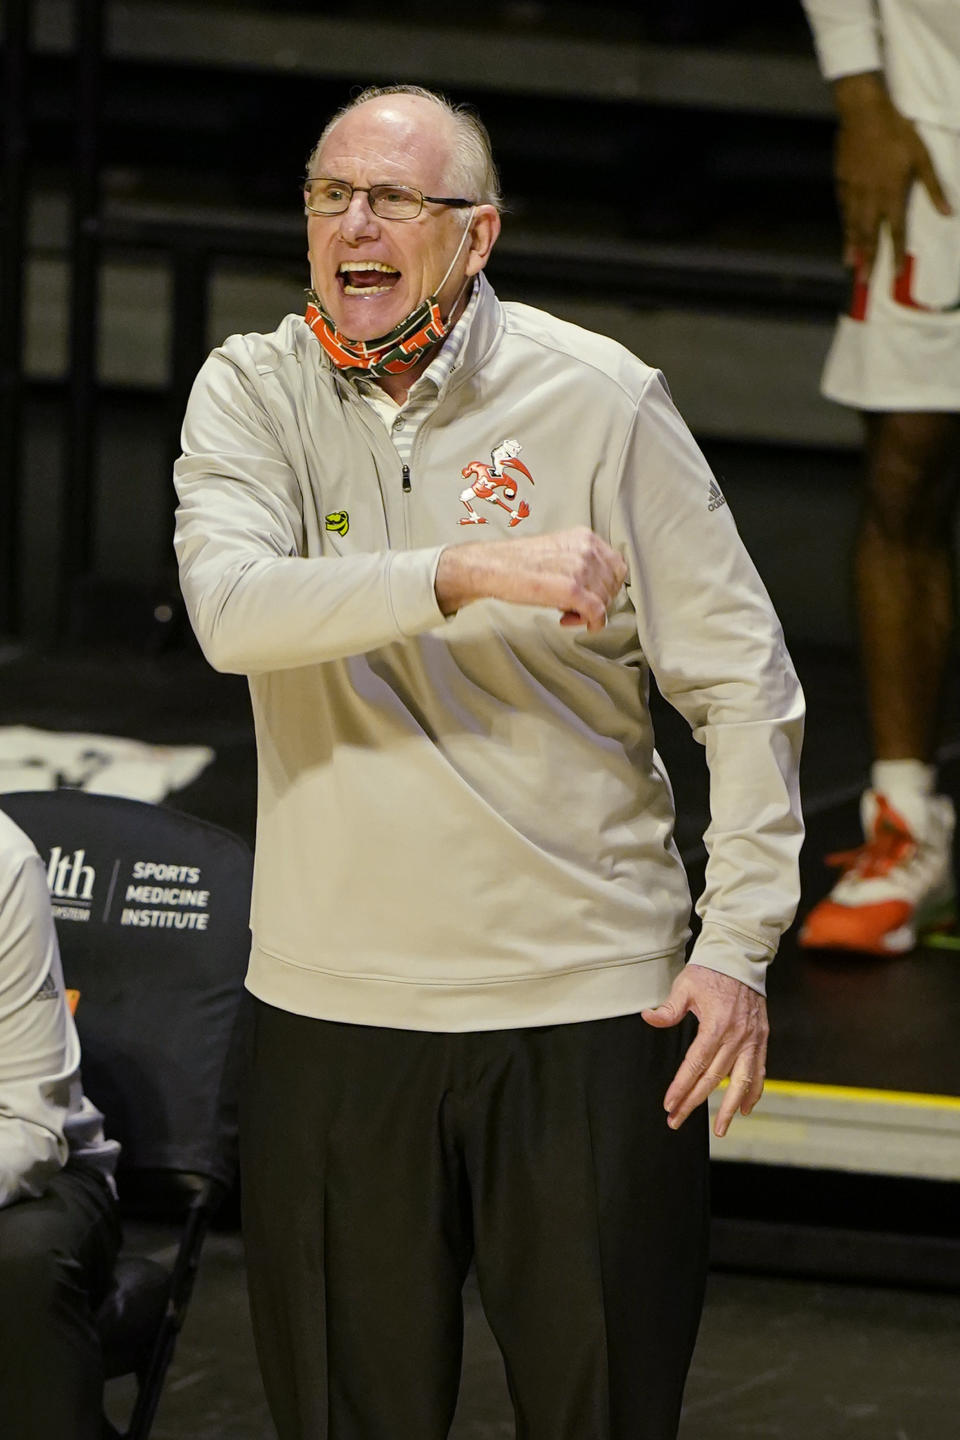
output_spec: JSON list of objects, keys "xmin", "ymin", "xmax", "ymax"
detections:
[{"xmin": 458, "ymin": 438, "xmax": 535, "ymax": 527}]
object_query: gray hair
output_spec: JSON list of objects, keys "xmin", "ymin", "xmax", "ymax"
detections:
[{"xmin": 306, "ymin": 84, "xmax": 503, "ymax": 212}]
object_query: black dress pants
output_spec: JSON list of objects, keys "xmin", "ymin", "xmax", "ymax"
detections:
[
  {"xmin": 241, "ymin": 999, "xmax": 709, "ymax": 1440},
  {"xmin": 0, "ymin": 1161, "xmax": 120, "ymax": 1440}
]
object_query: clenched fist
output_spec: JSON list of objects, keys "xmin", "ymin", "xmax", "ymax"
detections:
[{"xmin": 436, "ymin": 526, "xmax": 628, "ymax": 631}]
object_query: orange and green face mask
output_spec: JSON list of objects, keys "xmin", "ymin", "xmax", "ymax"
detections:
[{"xmin": 304, "ymin": 289, "xmax": 451, "ymax": 378}]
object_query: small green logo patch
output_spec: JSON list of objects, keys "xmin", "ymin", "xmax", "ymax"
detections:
[{"xmin": 325, "ymin": 511, "xmax": 349, "ymax": 536}]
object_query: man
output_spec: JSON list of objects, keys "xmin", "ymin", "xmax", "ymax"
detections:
[
  {"xmin": 799, "ymin": 1, "xmax": 960, "ymax": 955},
  {"xmin": 174, "ymin": 86, "xmax": 803, "ymax": 1440},
  {"xmin": 0, "ymin": 809, "xmax": 121, "ymax": 1440}
]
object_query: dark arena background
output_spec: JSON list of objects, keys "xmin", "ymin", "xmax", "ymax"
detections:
[{"xmin": 2, "ymin": 3, "xmax": 960, "ymax": 1437}]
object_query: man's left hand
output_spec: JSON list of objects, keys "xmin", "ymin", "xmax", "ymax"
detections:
[{"xmin": 641, "ymin": 964, "xmax": 768, "ymax": 1138}]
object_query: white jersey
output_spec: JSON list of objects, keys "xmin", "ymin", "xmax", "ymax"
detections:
[
  {"xmin": 802, "ymin": 0, "xmax": 960, "ymax": 130},
  {"xmin": 0, "ymin": 812, "xmax": 119, "ymax": 1207}
]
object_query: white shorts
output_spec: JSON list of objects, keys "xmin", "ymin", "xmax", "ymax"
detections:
[{"xmin": 822, "ymin": 121, "xmax": 960, "ymax": 412}]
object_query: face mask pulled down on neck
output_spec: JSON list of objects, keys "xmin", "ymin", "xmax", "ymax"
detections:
[{"xmin": 305, "ymin": 211, "xmax": 475, "ymax": 378}]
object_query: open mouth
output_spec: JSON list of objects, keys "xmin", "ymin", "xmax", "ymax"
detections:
[{"xmin": 338, "ymin": 261, "xmax": 401, "ymax": 296}]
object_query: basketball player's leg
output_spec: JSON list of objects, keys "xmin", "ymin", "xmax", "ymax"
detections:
[
  {"xmin": 858, "ymin": 409, "xmax": 960, "ymax": 763},
  {"xmin": 799, "ymin": 115, "xmax": 960, "ymax": 954}
]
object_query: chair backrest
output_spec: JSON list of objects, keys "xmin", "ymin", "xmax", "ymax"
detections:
[{"xmin": 0, "ymin": 791, "xmax": 252, "ymax": 1195}]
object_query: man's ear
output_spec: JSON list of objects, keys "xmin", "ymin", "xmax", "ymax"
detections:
[{"xmin": 465, "ymin": 205, "xmax": 502, "ymax": 277}]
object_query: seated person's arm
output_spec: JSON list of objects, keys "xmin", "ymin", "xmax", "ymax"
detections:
[{"xmin": 0, "ymin": 836, "xmax": 79, "ymax": 1207}]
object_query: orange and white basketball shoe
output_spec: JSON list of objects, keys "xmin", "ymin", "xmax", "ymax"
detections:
[{"xmin": 798, "ymin": 791, "xmax": 956, "ymax": 955}]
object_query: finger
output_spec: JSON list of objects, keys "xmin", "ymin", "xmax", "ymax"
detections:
[
  {"xmin": 837, "ymin": 192, "xmax": 857, "ymax": 266},
  {"xmin": 663, "ymin": 1034, "xmax": 741, "ymax": 1126},
  {"xmin": 568, "ymin": 572, "xmax": 623, "ymax": 630},
  {"xmin": 666, "ymin": 1061, "xmax": 733, "ymax": 1130},
  {"xmin": 837, "ymin": 191, "xmax": 860, "ymax": 267},
  {"xmin": 557, "ymin": 596, "xmax": 607, "ymax": 631},
  {"xmin": 585, "ymin": 558, "xmax": 626, "ymax": 610},
  {"xmin": 886, "ymin": 194, "xmax": 908, "ymax": 273},
  {"xmin": 673, "ymin": 1036, "xmax": 748, "ymax": 1134},
  {"xmin": 740, "ymin": 1061, "xmax": 766, "ymax": 1116},
  {"xmin": 842, "ymin": 186, "xmax": 882, "ymax": 275},
  {"xmin": 556, "ymin": 580, "xmax": 605, "ymax": 631},
  {"xmin": 733, "ymin": 1040, "xmax": 768, "ymax": 1123},
  {"xmin": 916, "ymin": 148, "xmax": 953, "ymax": 216},
  {"xmin": 837, "ymin": 187, "xmax": 866, "ymax": 257},
  {"xmin": 713, "ymin": 1066, "xmax": 759, "ymax": 1138},
  {"xmin": 640, "ymin": 999, "xmax": 685, "ymax": 1029},
  {"xmin": 855, "ymin": 202, "xmax": 882, "ymax": 275},
  {"xmin": 666, "ymin": 1015, "xmax": 766, "ymax": 1131},
  {"xmin": 602, "ymin": 572, "xmax": 626, "ymax": 607}
]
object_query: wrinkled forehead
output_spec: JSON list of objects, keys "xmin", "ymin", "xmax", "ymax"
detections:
[{"xmin": 318, "ymin": 98, "xmax": 456, "ymax": 190}]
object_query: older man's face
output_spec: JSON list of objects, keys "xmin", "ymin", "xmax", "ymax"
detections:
[{"xmin": 308, "ymin": 96, "xmax": 480, "ymax": 342}]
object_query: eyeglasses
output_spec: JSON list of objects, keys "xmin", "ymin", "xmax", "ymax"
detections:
[{"xmin": 303, "ymin": 177, "xmax": 475, "ymax": 221}]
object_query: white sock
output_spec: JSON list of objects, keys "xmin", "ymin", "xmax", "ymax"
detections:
[{"xmin": 869, "ymin": 759, "xmax": 937, "ymax": 835}]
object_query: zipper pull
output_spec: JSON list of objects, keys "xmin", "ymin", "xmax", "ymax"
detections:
[{"xmin": 402, "ymin": 464, "xmax": 411, "ymax": 493}]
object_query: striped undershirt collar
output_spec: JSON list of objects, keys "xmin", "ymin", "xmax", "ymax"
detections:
[{"xmin": 352, "ymin": 280, "xmax": 480, "ymax": 407}]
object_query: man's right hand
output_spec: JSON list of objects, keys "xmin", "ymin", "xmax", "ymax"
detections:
[
  {"xmin": 832, "ymin": 71, "xmax": 952, "ymax": 275},
  {"xmin": 435, "ymin": 526, "xmax": 628, "ymax": 632}
]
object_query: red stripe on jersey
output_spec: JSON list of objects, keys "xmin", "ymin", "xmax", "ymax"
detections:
[
  {"xmin": 892, "ymin": 254, "xmax": 932, "ymax": 312},
  {"xmin": 848, "ymin": 260, "xmax": 869, "ymax": 322}
]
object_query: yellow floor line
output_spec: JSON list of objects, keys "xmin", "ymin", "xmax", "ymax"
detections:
[{"xmin": 761, "ymin": 1078, "xmax": 960, "ymax": 1110}]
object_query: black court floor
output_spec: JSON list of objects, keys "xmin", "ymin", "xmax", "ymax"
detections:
[{"xmin": 104, "ymin": 1222, "xmax": 960, "ymax": 1440}]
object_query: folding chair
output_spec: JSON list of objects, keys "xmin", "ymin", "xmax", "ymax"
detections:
[{"xmin": 0, "ymin": 789, "xmax": 252, "ymax": 1440}]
